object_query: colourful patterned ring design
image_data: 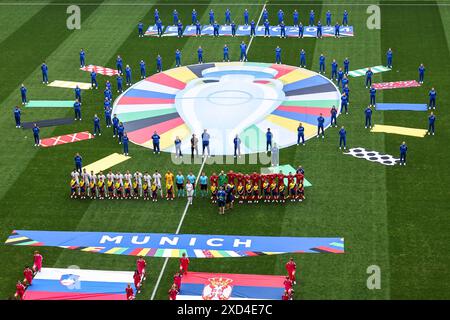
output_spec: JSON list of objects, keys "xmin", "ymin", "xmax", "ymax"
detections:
[{"xmin": 112, "ymin": 62, "xmax": 341, "ymax": 155}]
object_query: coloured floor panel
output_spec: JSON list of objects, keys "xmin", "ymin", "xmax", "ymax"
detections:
[
  {"xmin": 82, "ymin": 153, "xmax": 131, "ymax": 174},
  {"xmin": 370, "ymin": 124, "xmax": 428, "ymax": 137}
]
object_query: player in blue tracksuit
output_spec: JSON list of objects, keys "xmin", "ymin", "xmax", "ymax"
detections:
[
  {"xmin": 339, "ymin": 126, "xmax": 347, "ymax": 150},
  {"xmin": 343, "ymin": 57, "xmax": 350, "ymax": 74},
  {"xmin": 213, "ymin": 21, "xmax": 220, "ymax": 37},
  {"xmin": 317, "ymin": 113, "xmax": 325, "ymax": 138},
  {"xmin": 14, "ymin": 106, "xmax": 21, "ymax": 128},
  {"xmin": 266, "ymin": 128, "xmax": 273, "ymax": 152},
  {"xmin": 156, "ymin": 19, "xmax": 163, "ymax": 37},
  {"xmin": 116, "ymin": 74, "xmax": 123, "ymax": 93},
  {"xmin": 297, "ymin": 123, "xmax": 305, "ymax": 145},
  {"xmin": 112, "ymin": 114, "xmax": 119, "ymax": 137},
  {"xmin": 138, "ymin": 22, "xmax": 144, "ymax": 37},
  {"xmin": 342, "ymin": 84, "xmax": 350, "ymax": 104},
  {"xmin": 326, "ymin": 10, "xmax": 332, "ymax": 26},
  {"xmin": 428, "ymin": 112, "xmax": 435, "ymax": 135},
  {"xmin": 93, "ymin": 114, "xmax": 101, "ymax": 136},
  {"xmin": 341, "ymin": 93, "xmax": 349, "ymax": 114},
  {"xmin": 122, "ymin": 132, "xmax": 130, "ymax": 156},
  {"xmin": 117, "ymin": 122, "xmax": 125, "ymax": 144},
  {"xmin": 264, "ymin": 20, "xmax": 270, "ymax": 37},
  {"xmin": 32, "ymin": 124, "xmax": 40, "ymax": 146},
  {"xmin": 365, "ymin": 106, "xmax": 373, "ymax": 128},
  {"xmin": 106, "ymin": 87, "xmax": 113, "ymax": 101},
  {"xmin": 80, "ymin": 48, "xmax": 86, "ymax": 67},
  {"xmin": 125, "ymin": 65, "xmax": 132, "ymax": 86},
  {"xmin": 275, "ymin": 46, "xmax": 282, "ymax": 64},
  {"xmin": 192, "ymin": 9, "xmax": 197, "ymax": 25},
  {"xmin": 223, "ymin": 45, "xmax": 229, "ymax": 62},
  {"xmin": 74, "ymin": 153, "xmax": 83, "ymax": 172},
  {"xmin": 90, "ymin": 71, "xmax": 98, "ymax": 89},
  {"xmin": 175, "ymin": 49, "xmax": 181, "ymax": 67},
  {"xmin": 316, "ymin": 21, "xmax": 323, "ymax": 38},
  {"xmin": 209, "ymin": 9, "xmax": 215, "ymax": 25},
  {"xmin": 319, "ymin": 54, "xmax": 326, "ymax": 74},
  {"xmin": 365, "ymin": 68, "xmax": 373, "ymax": 88},
  {"xmin": 337, "ymin": 68, "xmax": 344, "ymax": 87},
  {"xmin": 103, "ymin": 97, "xmax": 111, "ymax": 110},
  {"xmin": 41, "ymin": 62, "xmax": 48, "ymax": 84},
  {"xmin": 177, "ymin": 20, "xmax": 183, "ymax": 37},
  {"xmin": 386, "ymin": 48, "xmax": 393, "ymax": 68},
  {"xmin": 309, "ymin": 10, "xmax": 315, "ymax": 26},
  {"xmin": 331, "ymin": 60, "xmax": 338, "ymax": 81},
  {"xmin": 399, "ymin": 142, "xmax": 407, "ymax": 165},
  {"xmin": 123, "ymin": 133, "xmax": 129, "ymax": 156},
  {"xmin": 74, "ymin": 85, "xmax": 81, "ymax": 102},
  {"xmin": 104, "ymin": 107, "xmax": 112, "ymax": 128},
  {"xmin": 172, "ymin": 9, "xmax": 179, "ymax": 26},
  {"xmin": 156, "ymin": 55, "xmax": 162, "ymax": 72},
  {"xmin": 250, "ymin": 20, "xmax": 256, "ymax": 37},
  {"xmin": 428, "ymin": 88, "xmax": 437, "ymax": 109},
  {"xmin": 262, "ymin": 8, "xmax": 269, "ymax": 21},
  {"xmin": 239, "ymin": 42, "xmax": 247, "ymax": 61},
  {"xmin": 335, "ymin": 22, "xmax": 340, "ymax": 38},
  {"xmin": 244, "ymin": 9, "xmax": 249, "ymax": 25},
  {"xmin": 278, "ymin": 9, "xmax": 284, "ymax": 24},
  {"xmin": 74, "ymin": 99, "xmax": 82, "ymax": 121},
  {"xmin": 330, "ymin": 105, "xmax": 338, "ymax": 127},
  {"xmin": 300, "ymin": 49, "xmax": 306, "ymax": 67},
  {"xmin": 154, "ymin": 9, "xmax": 159, "ymax": 24},
  {"xmin": 139, "ymin": 60, "xmax": 146, "ymax": 79},
  {"xmin": 197, "ymin": 46, "xmax": 204, "ymax": 63},
  {"xmin": 342, "ymin": 10, "xmax": 349, "ymax": 25},
  {"xmin": 279, "ymin": 21, "xmax": 286, "ymax": 38},
  {"xmin": 231, "ymin": 21, "xmax": 236, "ymax": 37},
  {"xmin": 225, "ymin": 8, "xmax": 231, "ymax": 24},
  {"xmin": 369, "ymin": 86, "xmax": 376, "ymax": 106},
  {"xmin": 195, "ymin": 20, "xmax": 201, "ymax": 36},
  {"xmin": 116, "ymin": 55, "xmax": 123, "ymax": 74},
  {"xmin": 293, "ymin": 10, "xmax": 299, "ymax": 26},
  {"xmin": 298, "ymin": 22, "xmax": 304, "ymax": 38},
  {"xmin": 418, "ymin": 64, "xmax": 425, "ymax": 84},
  {"xmin": 342, "ymin": 75, "xmax": 349, "ymax": 88},
  {"xmin": 20, "ymin": 84, "xmax": 27, "ymax": 105},
  {"xmin": 152, "ymin": 131, "xmax": 161, "ymax": 154}
]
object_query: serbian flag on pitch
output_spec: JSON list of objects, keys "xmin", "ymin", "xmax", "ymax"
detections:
[
  {"xmin": 23, "ymin": 268, "xmax": 133, "ymax": 300},
  {"xmin": 177, "ymin": 272, "xmax": 286, "ymax": 300}
]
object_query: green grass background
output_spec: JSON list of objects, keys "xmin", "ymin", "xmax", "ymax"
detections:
[{"xmin": 0, "ymin": 0, "xmax": 449, "ymax": 300}]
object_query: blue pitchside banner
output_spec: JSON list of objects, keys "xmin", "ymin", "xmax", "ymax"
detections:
[
  {"xmin": 145, "ymin": 24, "xmax": 354, "ymax": 37},
  {"xmin": 5, "ymin": 230, "xmax": 345, "ymax": 258}
]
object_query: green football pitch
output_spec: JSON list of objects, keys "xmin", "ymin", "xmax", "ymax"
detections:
[{"xmin": 0, "ymin": 0, "xmax": 449, "ymax": 300}]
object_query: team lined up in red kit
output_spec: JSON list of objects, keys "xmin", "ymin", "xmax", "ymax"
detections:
[
  {"xmin": 14, "ymin": 251, "xmax": 43, "ymax": 300},
  {"xmin": 210, "ymin": 169, "xmax": 306, "ymax": 203}
]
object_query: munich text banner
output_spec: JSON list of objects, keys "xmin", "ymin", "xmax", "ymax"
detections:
[{"xmin": 5, "ymin": 230, "xmax": 345, "ymax": 258}]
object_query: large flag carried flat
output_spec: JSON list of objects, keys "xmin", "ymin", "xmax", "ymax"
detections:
[
  {"xmin": 24, "ymin": 268, "xmax": 133, "ymax": 300},
  {"xmin": 177, "ymin": 272, "xmax": 286, "ymax": 300}
]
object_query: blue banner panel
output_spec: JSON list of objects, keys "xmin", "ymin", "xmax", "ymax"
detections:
[{"xmin": 5, "ymin": 230, "xmax": 345, "ymax": 258}]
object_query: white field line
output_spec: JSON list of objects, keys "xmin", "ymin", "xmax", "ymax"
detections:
[{"xmin": 149, "ymin": 156, "xmax": 207, "ymax": 300}]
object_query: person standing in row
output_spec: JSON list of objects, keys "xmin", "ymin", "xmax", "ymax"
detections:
[
  {"xmin": 202, "ymin": 129, "xmax": 210, "ymax": 158},
  {"xmin": 297, "ymin": 123, "xmax": 305, "ymax": 146},
  {"xmin": 234, "ymin": 134, "xmax": 241, "ymax": 158},
  {"xmin": 338, "ymin": 126, "xmax": 347, "ymax": 150},
  {"xmin": 174, "ymin": 136, "xmax": 182, "ymax": 158},
  {"xmin": 428, "ymin": 112, "xmax": 435, "ymax": 135},
  {"xmin": 14, "ymin": 106, "xmax": 21, "ymax": 128},
  {"xmin": 190, "ymin": 134, "xmax": 198, "ymax": 158},
  {"xmin": 365, "ymin": 106, "xmax": 373, "ymax": 129},
  {"xmin": 20, "ymin": 84, "xmax": 27, "ymax": 105},
  {"xmin": 152, "ymin": 131, "xmax": 160, "ymax": 154},
  {"xmin": 399, "ymin": 141, "xmax": 407, "ymax": 166},
  {"xmin": 32, "ymin": 123, "xmax": 40, "ymax": 146}
]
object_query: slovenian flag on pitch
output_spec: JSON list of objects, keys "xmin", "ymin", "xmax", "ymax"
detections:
[
  {"xmin": 177, "ymin": 272, "xmax": 286, "ymax": 300},
  {"xmin": 24, "ymin": 268, "xmax": 133, "ymax": 300}
]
